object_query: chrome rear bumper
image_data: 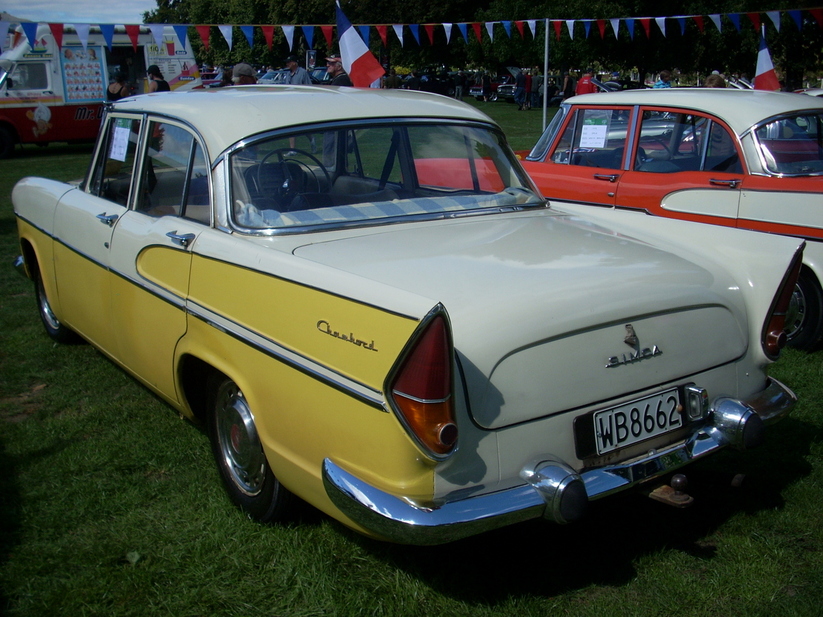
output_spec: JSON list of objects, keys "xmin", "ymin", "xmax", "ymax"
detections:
[{"xmin": 323, "ymin": 377, "xmax": 796, "ymax": 545}]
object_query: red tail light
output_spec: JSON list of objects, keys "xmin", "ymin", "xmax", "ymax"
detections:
[
  {"xmin": 388, "ymin": 308, "xmax": 457, "ymax": 459},
  {"xmin": 762, "ymin": 245, "xmax": 804, "ymax": 359}
]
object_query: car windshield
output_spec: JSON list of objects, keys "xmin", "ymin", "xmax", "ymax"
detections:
[
  {"xmin": 754, "ymin": 112, "xmax": 823, "ymax": 176},
  {"xmin": 231, "ymin": 120, "xmax": 543, "ymax": 231}
]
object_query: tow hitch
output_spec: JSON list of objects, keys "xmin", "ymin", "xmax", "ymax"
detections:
[{"xmin": 648, "ymin": 473, "xmax": 694, "ymax": 508}]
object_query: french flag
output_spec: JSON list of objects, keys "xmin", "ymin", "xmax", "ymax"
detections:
[
  {"xmin": 336, "ymin": 0, "xmax": 384, "ymax": 87},
  {"xmin": 754, "ymin": 28, "xmax": 781, "ymax": 91}
]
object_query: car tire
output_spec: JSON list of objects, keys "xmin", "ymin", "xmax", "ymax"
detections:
[
  {"xmin": 786, "ymin": 268, "xmax": 823, "ymax": 351},
  {"xmin": 0, "ymin": 125, "xmax": 16, "ymax": 159},
  {"xmin": 489, "ymin": 92, "xmax": 499, "ymax": 102},
  {"xmin": 207, "ymin": 375, "xmax": 295, "ymax": 522},
  {"xmin": 33, "ymin": 262, "xmax": 81, "ymax": 344}
]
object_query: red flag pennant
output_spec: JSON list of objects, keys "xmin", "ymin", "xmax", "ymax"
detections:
[
  {"xmin": 639, "ymin": 18, "xmax": 651, "ymax": 37},
  {"xmin": 515, "ymin": 21, "xmax": 525, "ymax": 38},
  {"xmin": 747, "ymin": 12, "xmax": 761, "ymax": 31},
  {"xmin": 196, "ymin": 25, "xmax": 211, "ymax": 51},
  {"xmin": 553, "ymin": 20, "xmax": 562, "ymax": 40},
  {"xmin": 321, "ymin": 25, "xmax": 334, "ymax": 48},
  {"xmin": 260, "ymin": 25, "xmax": 274, "ymax": 50},
  {"xmin": 596, "ymin": 19, "xmax": 606, "ymax": 38},
  {"xmin": 48, "ymin": 23, "xmax": 63, "ymax": 49},
  {"xmin": 376, "ymin": 25, "xmax": 388, "ymax": 46},
  {"xmin": 811, "ymin": 9, "xmax": 823, "ymax": 28},
  {"xmin": 424, "ymin": 24, "xmax": 434, "ymax": 45},
  {"xmin": 125, "ymin": 24, "xmax": 140, "ymax": 51},
  {"xmin": 693, "ymin": 16, "xmax": 704, "ymax": 33},
  {"xmin": 471, "ymin": 22, "xmax": 482, "ymax": 42}
]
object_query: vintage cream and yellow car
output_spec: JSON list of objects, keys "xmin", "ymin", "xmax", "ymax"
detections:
[{"xmin": 13, "ymin": 86, "xmax": 803, "ymax": 544}]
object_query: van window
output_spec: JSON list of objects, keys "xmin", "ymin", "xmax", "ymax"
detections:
[{"xmin": 8, "ymin": 63, "xmax": 49, "ymax": 90}]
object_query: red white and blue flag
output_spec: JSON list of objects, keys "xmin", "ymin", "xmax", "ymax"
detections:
[
  {"xmin": 754, "ymin": 27, "xmax": 781, "ymax": 91},
  {"xmin": 336, "ymin": 0, "xmax": 384, "ymax": 87}
]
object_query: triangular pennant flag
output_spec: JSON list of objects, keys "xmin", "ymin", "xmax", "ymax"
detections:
[
  {"xmin": 261, "ymin": 26, "xmax": 274, "ymax": 50},
  {"xmin": 565, "ymin": 20, "xmax": 575, "ymax": 40},
  {"xmin": 693, "ymin": 16, "xmax": 704, "ymax": 33},
  {"xmin": 457, "ymin": 23, "xmax": 468, "ymax": 43},
  {"xmin": 812, "ymin": 9, "xmax": 823, "ymax": 29},
  {"xmin": 75, "ymin": 23, "xmax": 90, "ymax": 50},
  {"xmin": 218, "ymin": 25, "xmax": 233, "ymax": 51},
  {"xmin": 321, "ymin": 25, "xmax": 333, "ymax": 48},
  {"xmin": 610, "ymin": 18, "xmax": 620, "ymax": 39},
  {"xmin": 709, "ymin": 14, "xmax": 722, "ymax": 32},
  {"xmin": 471, "ymin": 23, "xmax": 482, "ymax": 43},
  {"xmin": 514, "ymin": 21, "xmax": 524, "ymax": 38},
  {"xmin": 100, "ymin": 24, "xmax": 115, "ymax": 50},
  {"xmin": 424, "ymin": 24, "xmax": 435, "ymax": 44},
  {"xmin": 655, "ymin": 17, "xmax": 666, "ymax": 37},
  {"xmin": 49, "ymin": 23, "xmax": 64, "ymax": 50},
  {"xmin": 501, "ymin": 21, "xmax": 511, "ymax": 38},
  {"xmin": 281, "ymin": 25, "xmax": 294, "ymax": 51},
  {"xmin": 552, "ymin": 20, "xmax": 562, "ymax": 41},
  {"xmin": 527, "ymin": 19, "xmax": 536, "ymax": 38},
  {"xmin": 0, "ymin": 20, "xmax": 9, "ymax": 53},
  {"xmin": 173, "ymin": 25, "xmax": 188, "ymax": 49},
  {"xmin": 377, "ymin": 25, "xmax": 388, "ymax": 46},
  {"xmin": 125, "ymin": 24, "xmax": 140, "ymax": 51},
  {"xmin": 196, "ymin": 26, "xmax": 211, "ymax": 51},
  {"xmin": 150, "ymin": 24, "xmax": 165, "ymax": 49},
  {"xmin": 335, "ymin": 0, "xmax": 383, "ymax": 87},
  {"xmin": 597, "ymin": 19, "xmax": 606, "ymax": 38},
  {"xmin": 788, "ymin": 10, "xmax": 802, "ymax": 30},
  {"xmin": 21, "ymin": 22, "xmax": 40, "ymax": 49},
  {"xmin": 409, "ymin": 24, "xmax": 420, "ymax": 45},
  {"xmin": 240, "ymin": 25, "xmax": 253, "ymax": 49},
  {"xmin": 638, "ymin": 18, "xmax": 649, "ymax": 37},
  {"xmin": 625, "ymin": 18, "xmax": 635, "ymax": 39},
  {"xmin": 302, "ymin": 25, "xmax": 314, "ymax": 49},
  {"xmin": 767, "ymin": 11, "xmax": 781, "ymax": 32},
  {"xmin": 359, "ymin": 25, "xmax": 370, "ymax": 44},
  {"xmin": 677, "ymin": 17, "xmax": 686, "ymax": 35},
  {"xmin": 442, "ymin": 23, "xmax": 452, "ymax": 43},
  {"xmin": 392, "ymin": 24, "xmax": 404, "ymax": 47},
  {"xmin": 728, "ymin": 14, "xmax": 741, "ymax": 31},
  {"xmin": 484, "ymin": 22, "xmax": 494, "ymax": 43},
  {"xmin": 747, "ymin": 13, "xmax": 761, "ymax": 31},
  {"xmin": 584, "ymin": 20, "xmax": 592, "ymax": 38},
  {"xmin": 754, "ymin": 26, "xmax": 780, "ymax": 91}
]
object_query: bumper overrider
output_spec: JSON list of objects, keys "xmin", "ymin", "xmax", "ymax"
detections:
[{"xmin": 323, "ymin": 377, "xmax": 796, "ymax": 545}]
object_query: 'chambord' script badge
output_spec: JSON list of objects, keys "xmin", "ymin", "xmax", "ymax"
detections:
[
  {"xmin": 317, "ymin": 320, "xmax": 378, "ymax": 352},
  {"xmin": 605, "ymin": 323, "xmax": 662, "ymax": 368}
]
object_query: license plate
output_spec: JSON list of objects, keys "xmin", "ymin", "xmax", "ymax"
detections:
[{"xmin": 593, "ymin": 388, "xmax": 682, "ymax": 455}]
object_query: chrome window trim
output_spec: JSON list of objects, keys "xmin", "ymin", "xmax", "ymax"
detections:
[{"xmin": 743, "ymin": 109, "xmax": 823, "ymax": 178}]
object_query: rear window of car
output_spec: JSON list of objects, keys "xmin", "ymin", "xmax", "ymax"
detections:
[
  {"xmin": 754, "ymin": 112, "xmax": 823, "ymax": 176},
  {"xmin": 230, "ymin": 120, "xmax": 542, "ymax": 231}
]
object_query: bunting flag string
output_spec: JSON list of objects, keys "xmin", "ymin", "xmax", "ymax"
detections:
[
  {"xmin": 241, "ymin": 25, "xmax": 254, "ymax": 49},
  {"xmin": 261, "ymin": 25, "xmax": 274, "ymax": 50},
  {"xmin": 218, "ymin": 24, "xmax": 233, "ymax": 50},
  {"xmin": 149, "ymin": 23, "xmax": 164, "ymax": 49},
  {"xmin": 100, "ymin": 23, "xmax": 114, "ymax": 50},
  {"xmin": 173, "ymin": 24, "xmax": 188, "ymax": 49}
]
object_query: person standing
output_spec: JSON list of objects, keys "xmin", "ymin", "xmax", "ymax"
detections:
[
  {"xmin": 232, "ymin": 63, "xmax": 257, "ymax": 85},
  {"xmin": 107, "ymin": 71, "xmax": 130, "ymax": 100},
  {"xmin": 514, "ymin": 69, "xmax": 527, "ymax": 110},
  {"xmin": 653, "ymin": 70, "xmax": 673, "ymax": 88},
  {"xmin": 285, "ymin": 55, "xmax": 312, "ymax": 85},
  {"xmin": 561, "ymin": 72, "xmax": 576, "ymax": 99},
  {"xmin": 147, "ymin": 65, "xmax": 170, "ymax": 92},
  {"xmin": 530, "ymin": 68, "xmax": 543, "ymax": 108},
  {"xmin": 325, "ymin": 54, "xmax": 353, "ymax": 86},
  {"xmin": 575, "ymin": 68, "xmax": 598, "ymax": 95}
]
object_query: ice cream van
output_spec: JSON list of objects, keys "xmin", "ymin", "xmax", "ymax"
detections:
[{"xmin": 0, "ymin": 23, "xmax": 201, "ymax": 157}]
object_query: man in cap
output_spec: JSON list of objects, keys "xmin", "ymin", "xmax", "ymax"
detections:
[
  {"xmin": 325, "ymin": 54, "xmax": 352, "ymax": 86},
  {"xmin": 285, "ymin": 54, "xmax": 312, "ymax": 85},
  {"xmin": 232, "ymin": 63, "xmax": 257, "ymax": 85}
]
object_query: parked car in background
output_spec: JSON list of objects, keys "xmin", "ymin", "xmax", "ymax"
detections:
[
  {"xmin": 258, "ymin": 69, "xmax": 290, "ymax": 84},
  {"xmin": 14, "ymin": 86, "xmax": 803, "ymax": 544},
  {"xmin": 469, "ymin": 74, "xmax": 513, "ymax": 101},
  {"xmin": 522, "ymin": 89, "xmax": 823, "ymax": 350}
]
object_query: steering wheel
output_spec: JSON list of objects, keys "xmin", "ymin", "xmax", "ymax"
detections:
[{"xmin": 258, "ymin": 148, "xmax": 331, "ymax": 203}]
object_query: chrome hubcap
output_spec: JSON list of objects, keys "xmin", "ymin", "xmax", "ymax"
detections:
[
  {"xmin": 215, "ymin": 382, "xmax": 267, "ymax": 496},
  {"xmin": 38, "ymin": 278, "xmax": 61, "ymax": 331},
  {"xmin": 785, "ymin": 283, "xmax": 806, "ymax": 342}
]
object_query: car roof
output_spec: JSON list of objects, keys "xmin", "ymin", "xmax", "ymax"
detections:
[
  {"xmin": 565, "ymin": 89, "xmax": 823, "ymax": 136},
  {"xmin": 111, "ymin": 85, "xmax": 495, "ymax": 159}
]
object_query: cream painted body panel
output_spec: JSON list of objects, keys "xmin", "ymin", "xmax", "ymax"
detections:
[
  {"xmin": 661, "ymin": 188, "xmax": 740, "ymax": 219},
  {"xmin": 739, "ymin": 190, "xmax": 823, "ymax": 231}
]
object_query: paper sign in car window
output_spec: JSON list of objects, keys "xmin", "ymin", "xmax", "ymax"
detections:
[
  {"xmin": 578, "ymin": 110, "xmax": 612, "ymax": 149},
  {"xmin": 109, "ymin": 118, "xmax": 132, "ymax": 162}
]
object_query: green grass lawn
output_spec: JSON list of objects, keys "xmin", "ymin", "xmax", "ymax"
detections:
[{"xmin": 1, "ymin": 109, "xmax": 822, "ymax": 617}]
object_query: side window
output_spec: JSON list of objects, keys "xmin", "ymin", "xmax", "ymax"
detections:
[
  {"xmin": 137, "ymin": 121, "xmax": 211, "ymax": 223},
  {"xmin": 552, "ymin": 108, "xmax": 629, "ymax": 169},
  {"xmin": 89, "ymin": 117, "xmax": 142, "ymax": 206},
  {"xmin": 8, "ymin": 62, "xmax": 49, "ymax": 90},
  {"xmin": 705, "ymin": 123, "xmax": 742, "ymax": 173},
  {"xmin": 345, "ymin": 126, "xmax": 401, "ymax": 184}
]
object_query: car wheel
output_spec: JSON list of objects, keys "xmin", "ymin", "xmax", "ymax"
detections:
[
  {"xmin": 785, "ymin": 269, "xmax": 823, "ymax": 350},
  {"xmin": 33, "ymin": 262, "xmax": 81, "ymax": 344},
  {"xmin": 0, "ymin": 125, "xmax": 15, "ymax": 159},
  {"xmin": 489, "ymin": 92, "xmax": 499, "ymax": 102},
  {"xmin": 207, "ymin": 376, "xmax": 294, "ymax": 522}
]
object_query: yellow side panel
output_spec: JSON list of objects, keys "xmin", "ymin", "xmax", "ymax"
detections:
[
  {"xmin": 188, "ymin": 255, "xmax": 419, "ymax": 389},
  {"xmin": 136, "ymin": 246, "xmax": 193, "ymax": 298}
]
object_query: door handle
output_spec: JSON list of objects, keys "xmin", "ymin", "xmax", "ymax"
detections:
[
  {"xmin": 709, "ymin": 178, "xmax": 741, "ymax": 188},
  {"xmin": 593, "ymin": 173, "xmax": 619, "ymax": 183},
  {"xmin": 166, "ymin": 231, "xmax": 196, "ymax": 248},
  {"xmin": 96, "ymin": 213, "xmax": 119, "ymax": 226}
]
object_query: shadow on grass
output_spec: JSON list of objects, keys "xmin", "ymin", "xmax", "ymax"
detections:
[{"xmin": 343, "ymin": 415, "xmax": 819, "ymax": 604}]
